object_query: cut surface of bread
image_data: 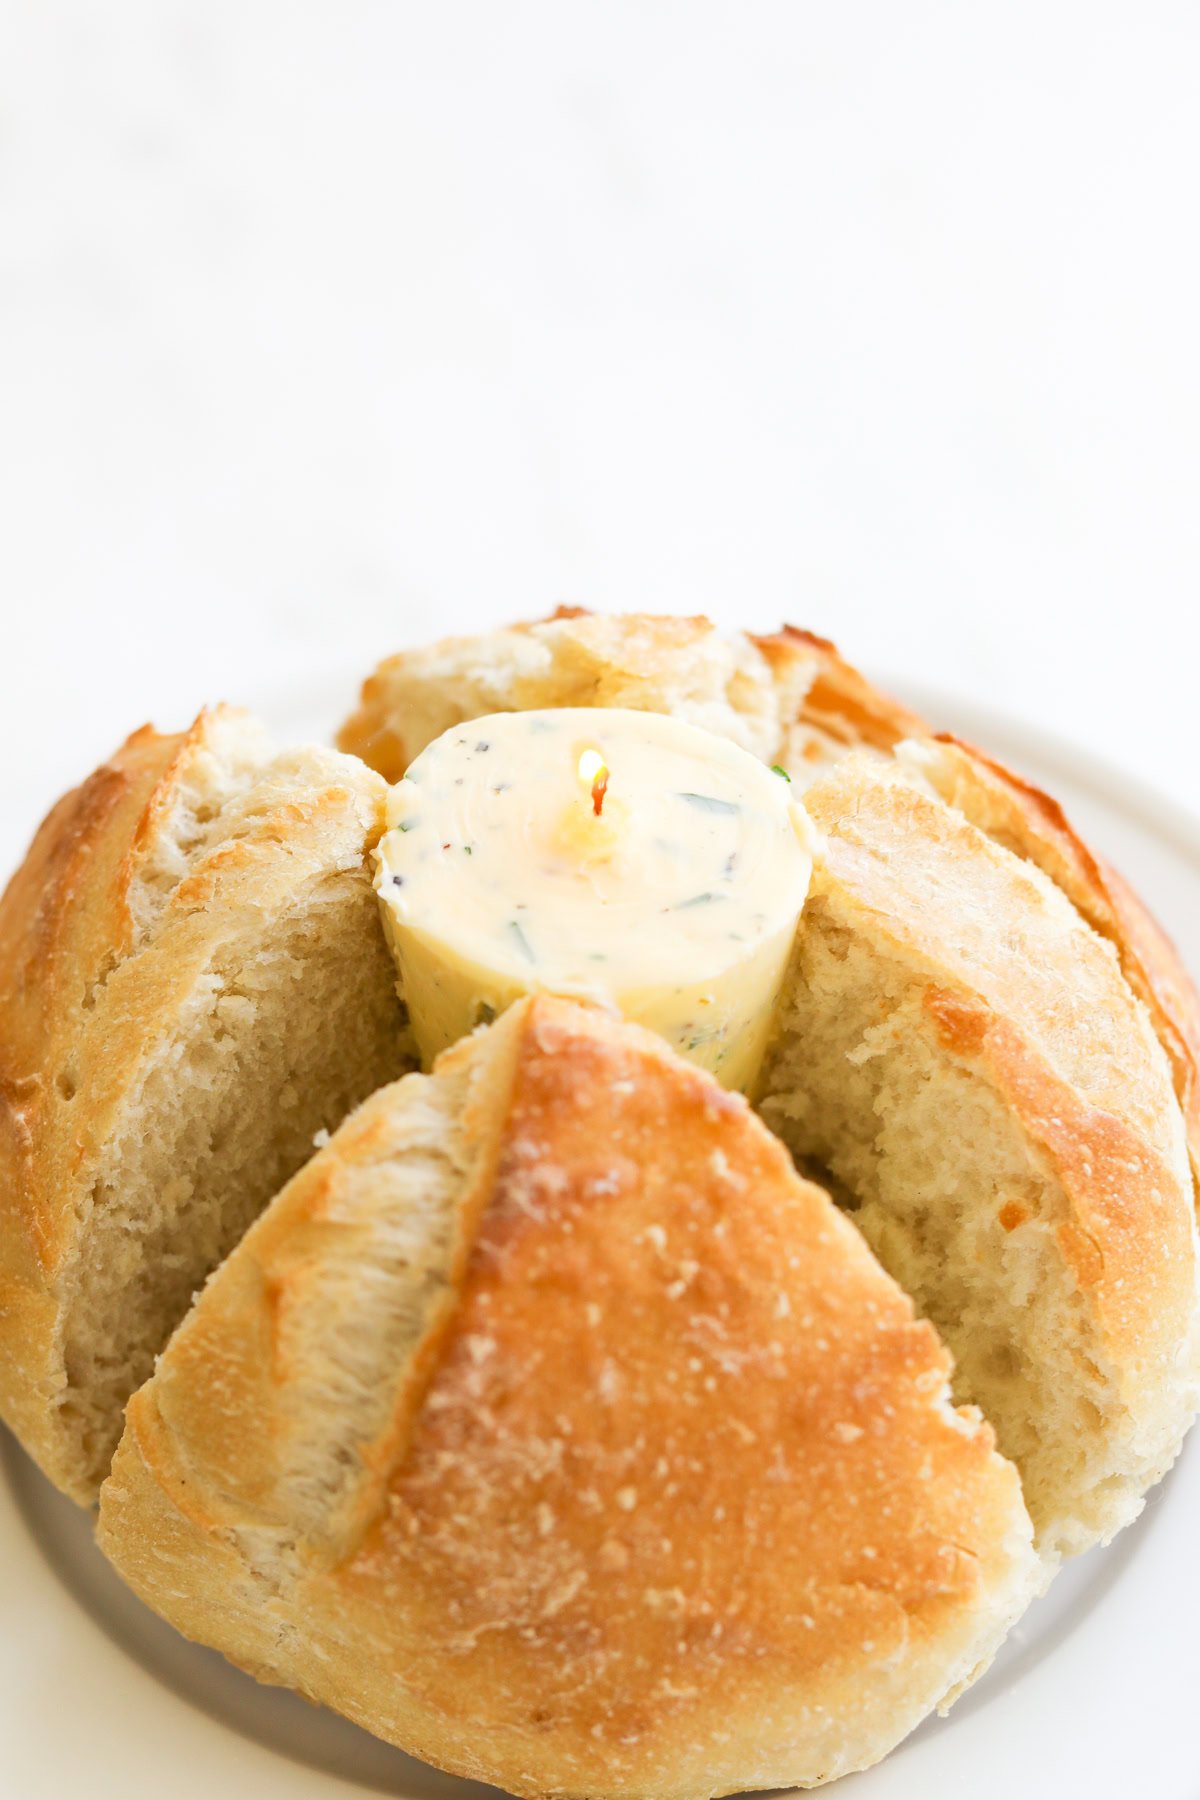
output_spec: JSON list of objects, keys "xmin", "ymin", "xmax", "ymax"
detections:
[
  {"xmin": 336, "ymin": 606, "xmax": 839, "ymax": 777},
  {"xmin": 906, "ymin": 733, "xmax": 1200, "ymax": 1205},
  {"xmin": 0, "ymin": 708, "xmax": 414, "ymax": 1502},
  {"xmin": 760, "ymin": 755, "xmax": 1199, "ymax": 1557},
  {"xmin": 98, "ymin": 997, "xmax": 1039, "ymax": 1800}
]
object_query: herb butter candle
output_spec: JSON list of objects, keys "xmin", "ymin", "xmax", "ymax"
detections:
[{"xmin": 374, "ymin": 708, "xmax": 814, "ymax": 1094}]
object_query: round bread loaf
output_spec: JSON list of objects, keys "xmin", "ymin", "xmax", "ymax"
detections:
[
  {"xmin": 0, "ymin": 613, "xmax": 1194, "ymax": 1796},
  {"xmin": 340, "ymin": 613, "xmax": 1200, "ymax": 1555},
  {"xmin": 0, "ymin": 707, "xmax": 414, "ymax": 1501},
  {"xmin": 97, "ymin": 995, "xmax": 1040, "ymax": 1799}
]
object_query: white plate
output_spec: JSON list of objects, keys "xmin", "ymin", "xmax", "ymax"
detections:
[{"xmin": 4, "ymin": 680, "xmax": 1199, "ymax": 1800}]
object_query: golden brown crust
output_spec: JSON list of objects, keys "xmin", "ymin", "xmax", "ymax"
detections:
[
  {"xmin": 125, "ymin": 1021, "xmax": 518, "ymax": 1562},
  {"xmin": 912, "ymin": 734, "xmax": 1200, "ymax": 1203},
  {"xmin": 803, "ymin": 756, "xmax": 1196, "ymax": 1405},
  {"xmin": 756, "ymin": 625, "xmax": 1200, "ymax": 1219},
  {"xmin": 336, "ymin": 608, "xmax": 818, "ymax": 778},
  {"xmin": 337, "ymin": 609, "xmax": 928, "ymax": 781},
  {"xmin": 0, "ymin": 709, "xmax": 400, "ymax": 1501},
  {"xmin": 923, "ymin": 986, "xmax": 1189, "ymax": 1356},
  {"xmin": 100, "ymin": 997, "xmax": 1038, "ymax": 1799},
  {"xmin": 0, "ymin": 720, "xmax": 195, "ymax": 1484},
  {"xmin": 336, "ymin": 609, "xmax": 921, "ymax": 787},
  {"xmin": 752, "ymin": 624, "xmax": 928, "ymax": 753}
]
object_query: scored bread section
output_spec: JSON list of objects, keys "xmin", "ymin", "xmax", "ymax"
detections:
[
  {"xmin": 906, "ymin": 733, "xmax": 1200, "ymax": 1204},
  {"xmin": 98, "ymin": 995, "xmax": 1040, "ymax": 1800},
  {"xmin": 760, "ymin": 752, "xmax": 1199, "ymax": 1557},
  {"xmin": 112, "ymin": 1003, "xmax": 519, "ymax": 1572},
  {"xmin": 336, "ymin": 607, "xmax": 827, "ymax": 778},
  {"xmin": 0, "ymin": 708, "xmax": 415, "ymax": 1502}
]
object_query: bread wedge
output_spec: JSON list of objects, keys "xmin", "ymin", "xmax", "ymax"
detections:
[
  {"xmin": 760, "ymin": 754, "xmax": 1199, "ymax": 1557},
  {"xmin": 336, "ymin": 607, "xmax": 837, "ymax": 778},
  {"xmin": 906, "ymin": 733, "xmax": 1200, "ymax": 1202},
  {"xmin": 97, "ymin": 995, "xmax": 1039, "ymax": 1799},
  {"xmin": 0, "ymin": 707, "xmax": 414, "ymax": 1501}
]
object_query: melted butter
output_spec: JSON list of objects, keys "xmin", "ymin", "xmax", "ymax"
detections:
[{"xmin": 375, "ymin": 708, "xmax": 814, "ymax": 1094}]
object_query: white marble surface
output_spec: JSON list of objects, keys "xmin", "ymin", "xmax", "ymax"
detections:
[{"xmin": 2, "ymin": 3, "xmax": 1198, "ymax": 871}]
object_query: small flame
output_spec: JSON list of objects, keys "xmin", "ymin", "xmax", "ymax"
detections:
[{"xmin": 577, "ymin": 748, "xmax": 609, "ymax": 816}]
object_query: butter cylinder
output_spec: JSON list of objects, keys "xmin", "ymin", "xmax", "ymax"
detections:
[{"xmin": 374, "ymin": 708, "xmax": 813, "ymax": 1094}]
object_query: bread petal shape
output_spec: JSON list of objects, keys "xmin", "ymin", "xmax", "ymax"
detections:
[
  {"xmin": 98, "ymin": 995, "xmax": 1038, "ymax": 1799},
  {"xmin": 761, "ymin": 753, "xmax": 1199, "ymax": 1556},
  {"xmin": 0, "ymin": 709, "xmax": 413, "ymax": 1500}
]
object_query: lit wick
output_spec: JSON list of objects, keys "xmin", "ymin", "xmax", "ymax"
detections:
[
  {"xmin": 591, "ymin": 768, "xmax": 609, "ymax": 816},
  {"xmin": 577, "ymin": 748, "xmax": 610, "ymax": 817}
]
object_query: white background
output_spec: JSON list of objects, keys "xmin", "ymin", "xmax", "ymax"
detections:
[{"xmin": 1, "ymin": 3, "xmax": 1198, "ymax": 865}]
